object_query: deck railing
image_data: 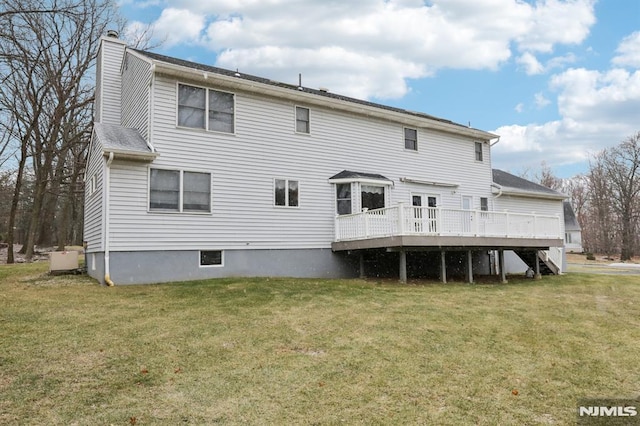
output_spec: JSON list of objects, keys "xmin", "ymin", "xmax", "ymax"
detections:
[{"xmin": 335, "ymin": 203, "xmax": 562, "ymax": 242}]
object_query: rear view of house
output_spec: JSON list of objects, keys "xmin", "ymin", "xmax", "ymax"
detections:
[{"xmin": 85, "ymin": 33, "xmax": 566, "ymax": 285}]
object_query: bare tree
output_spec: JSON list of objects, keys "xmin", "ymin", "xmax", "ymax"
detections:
[
  {"xmin": 598, "ymin": 132, "xmax": 640, "ymax": 260},
  {"xmin": 0, "ymin": 0, "xmax": 119, "ymax": 261}
]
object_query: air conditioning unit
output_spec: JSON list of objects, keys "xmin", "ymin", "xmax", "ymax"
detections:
[{"xmin": 49, "ymin": 251, "xmax": 79, "ymax": 273}]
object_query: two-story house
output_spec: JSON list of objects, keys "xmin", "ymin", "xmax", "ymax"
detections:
[{"xmin": 84, "ymin": 33, "xmax": 565, "ymax": 285}]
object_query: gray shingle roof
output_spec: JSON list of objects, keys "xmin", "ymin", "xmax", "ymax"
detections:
[
  {"xmin": 492, "ymin": 169, "xmax": 565, "ymax": 199},
  {"xmin": 132, "ymin": 49, "xmax": 489, "ymax": 135},
  {"xmin": 329, "ymin": 170, "xmax": 392, "ymax": 182},
  {"xmin": 563, "ymin": 200, "xmax": 581, "ymax": 231},
  {"xmin": 93, "ymin": 123, "xmax": 154, "ymax": 155}
]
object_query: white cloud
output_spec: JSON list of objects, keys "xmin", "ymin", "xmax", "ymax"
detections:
[
  {"xmin": 152, "ymin": 8, "xmax": 205, "ymax": 47},
  {"xmin": 515, "ymin": 103, "xmax": 524, "ymax": 113},
  {"xmin": 612, "ymin": 31, "xmax": 640, "ymax": 69},
  {"xmin": 143, "ymin": 0, "xmax": 596, "ymax": 99},
  {"xmin": 534, "ymin": 93, "xmax": 551, "ymax": 108},
  {"xmin": 493, "ymin": 66, "xmax": 640, "ymax": 172},
  {"xmin": 517, "ymin": 52, "xmax": 545, "ymax": 75}
]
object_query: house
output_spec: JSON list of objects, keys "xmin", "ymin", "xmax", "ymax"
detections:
[
  {"xmin": 84, "ymin": 33, "xmax": 566, "ymax": 285},
  {"xmin": 491, "ymin": 169, "xmax": 567, "ymax": 275},
  {"xmin": 563, "ymin": 200, "xmax": 583, "ymax": 253}
]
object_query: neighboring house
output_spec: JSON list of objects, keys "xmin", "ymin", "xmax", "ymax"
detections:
[
  {"xmin": 84, "ymin": 33, "xmax": 565, "ymax": 285},
  {"xmin": 563, "ymin": 200, "xmax": 583, "ymax": 253},
  {"xmin": 491, "ymin": 169, "xmax": 567, "ymax": 275}
]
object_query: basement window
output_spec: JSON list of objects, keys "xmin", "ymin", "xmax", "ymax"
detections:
[{"xmin": 200, "ymin": 250, "xmax": 223, "ymax": 267}]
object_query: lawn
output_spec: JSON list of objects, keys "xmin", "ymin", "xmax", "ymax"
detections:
[{"xmin": 1, "ymin": 263, "xmax": 639, "ymax": 425}]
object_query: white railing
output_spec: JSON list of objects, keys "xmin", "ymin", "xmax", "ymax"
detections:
[{"xmin": 335, "ymin": 203, "xmax": 563, "ymax": 242}]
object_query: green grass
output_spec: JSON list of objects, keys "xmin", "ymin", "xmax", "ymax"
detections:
[{"xmin": 1, "ymin": 263, "xmax": 639, "ymax": 425}]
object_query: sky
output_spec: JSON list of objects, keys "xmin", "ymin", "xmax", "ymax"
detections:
[{"xmin": 118, "ymin": 0, "xmax": 640, "ymax": 178}]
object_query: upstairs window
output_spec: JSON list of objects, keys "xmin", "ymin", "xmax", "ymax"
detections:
[
  {"xmin": 149, "ymin": 168, "xmax": 211, "ymax": 213},
  {"xmin": 295, "ymin": 106, "xmax": 310, "ymax": 133},
  {"xmin": 404, "ymin": 127, "xmax": 417, "ymax": 151},
  {"xmin": 475, "ymin": 142, "xmax": 483, "ymax": 162},
  {"xmin": 480, "ymin": 197, "xmax": 488, "ymax": 211},
  {"xmin": 275, "ymin": 179, "xmax": 299, "ymax": 207},
  {"xmin": 178, "ymin": 83, "xmax": 234, "ymax": 133}
]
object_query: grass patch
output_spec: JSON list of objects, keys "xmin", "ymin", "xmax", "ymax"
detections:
[{"xmin": 1, "ymin": 263, "xmax": 639, "ymax": 424}]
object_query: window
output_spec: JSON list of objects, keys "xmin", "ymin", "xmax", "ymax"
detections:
[
  {"xmin": 275, "ymin": 179, "xmax": 299, "ymax": 207},
  {"xmin": 480, "ymin": 197, "xmax": 488, "ymax": 211},
  {"xmin": 336, "ymin": 183, "xmax": 352, "ymax": 215},
  {"xmin": 178, "ymin": 83, "xmax": 234, "ymax": 133},
  {"xmin": 404, "ymin": 128, "xmax": 417, "ymax": 151},
  {"xmin": 149, "ymin": 168, "xmax": 211, "ymax": 213},
  {"xmin": 565, "ymin": 233, "xmax": 573, "ymax": 244},
  {"xmin": 200, "ymin": 250, "xmax": 223, "ymax": 266},
  {"xmin": 88, "ymin": 175, "xmax": 97, "ymax": 196},
  {"xmin": 475, "ymin": 142, "xmax": 483, "ymax": 161},
  {"xmin": 361, "ymin": 185, "xmax": 385, "ymax": 210},
  {"xmin": 295, "ymin": 106, "xmax": 310, "ymax": 133}
]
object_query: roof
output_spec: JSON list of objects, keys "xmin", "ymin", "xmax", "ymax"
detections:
[
  {"xmin": 563, "ymin": 200, "xmax": 581, "ymax": 231},
  {"xmin": 131, "ymin": 48, "xmax": 497, "ymax": 140},
  {"xmin": 93, "ymin": 123, "xmax": 157, "ymax": 161},
  {"xmin": 492, "ymin": 169, "xmax": 566, "ymax": 200},
  {"xmin": 329, "ymin": 170, "xmax": 393, "ymax": 184}
]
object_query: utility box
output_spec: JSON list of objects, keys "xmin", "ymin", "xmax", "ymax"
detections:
[{"xmin": 49, "ymin": 251, "xmax": 79, "ymax": 273}]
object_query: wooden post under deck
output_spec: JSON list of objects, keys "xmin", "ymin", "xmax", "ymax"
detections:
[
  {"xmin": 534, "ymin": 249, "xmax": 542, "ymax": 279},
  {"xmin": 466, "ymin": 250, "xmax": 474, "ymax": 284},
  {"xmin": 440, "ymin": 251, "xmax": 447, "ymax": 283},
  {"xmin": 499, "ymin": 249, "xmax": 507, "ymax": 283},
  {"xmin": 399, "ymin": 249, "xmax": 407, "ymax": 283},
  {"xmin": 359, "ymin": 252, "xmax": 366, "ymax": 278}
]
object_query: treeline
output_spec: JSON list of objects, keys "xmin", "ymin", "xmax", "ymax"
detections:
[
  {"xmin": 0, "ymin": 0, "xmax": 155, "ymax": 263},
  {"xmin": 532, "ymin": 132, "xmax": 640, "ymax": 261}
]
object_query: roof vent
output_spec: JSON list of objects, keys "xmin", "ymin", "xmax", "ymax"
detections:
[
  {"xmin": 319, "ymin": 87, "xmax": 329, "ymax": 93},
  {"xmin": 106, "ymin": 30, "xmax": 119, "ymax": 38}
]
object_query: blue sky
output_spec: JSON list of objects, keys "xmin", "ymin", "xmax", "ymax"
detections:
[{"xmin": 118, "ymin": 0, "xmax": 639, "ymax": 178}]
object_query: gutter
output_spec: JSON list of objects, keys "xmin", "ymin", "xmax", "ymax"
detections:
[{"xmin": 104, "ymin": 152, "xmax": 115, "ymax": 286}]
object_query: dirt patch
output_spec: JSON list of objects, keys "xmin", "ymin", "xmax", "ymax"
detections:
[{"xmin": 566, "ymin": 252, "xmax": 640, "ymax": 265}]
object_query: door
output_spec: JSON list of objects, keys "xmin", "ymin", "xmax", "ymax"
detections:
[
  {"xmin": 462, "ymin": 196, "xmax": 472, "ymax": 234},
  {"xmin": 412, "ymin": 194, "xmax": 438, "ymax": 233}
]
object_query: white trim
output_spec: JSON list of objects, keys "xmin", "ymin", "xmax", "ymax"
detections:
[{"xmin": 399, "ymin": 177, "xmax": 459, "ymax": 188}]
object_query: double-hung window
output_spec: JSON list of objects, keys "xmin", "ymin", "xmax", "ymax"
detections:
[
  {"xmin": 475, "ymin": 142, "xmax": 483, "ymax": 162},
  {"xmin": 150, "ymin": 168, "xmax": 211, "ymax": 213},
  {"xmin": 274, "ymin": 179, "xmax": 299, "ymax": 207},
  {"xmin": 295, "ymin": 106, "xmax": 310, "ymax": 133},
  {"xmin": 361, "ymin": 185, "xmax": 385, "ymax": 210},
  {"xmin": 178, "ymin": 83, "xmax": 234, "ymax": 133},
  {"xmin": 336, "ymin": 184, "xmax": 352, "ymax": 215},
  {"xmin": 404, "ymin": 128, "xmax": 417, "ymax": 151}
]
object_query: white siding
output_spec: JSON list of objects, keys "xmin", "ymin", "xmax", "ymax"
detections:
[
  {"xmin": 494, "ymin": 195, "xmax": 565, "ymax": 236},
  {"xmin": 83, "ymin": 136, "xmax": 105, "ymax": 252},
  {"xmin": 106, "ymin": 74, "xmax": 496, "ymax": 252},
  {"xmin": 95, "ymin": 37, "xmax": 125, "ymax": 125},
  {"xmin": 121, "ymin": 53, "xmax": 151, "ymax": 140}
]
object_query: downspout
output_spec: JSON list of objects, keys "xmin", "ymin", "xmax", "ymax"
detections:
[{"xmin": 104, "ymin": 151, "xmax": 115, "ymax": 286}]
